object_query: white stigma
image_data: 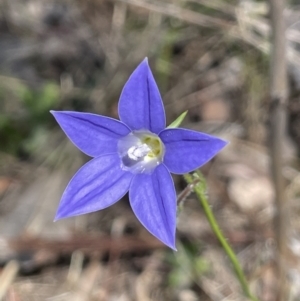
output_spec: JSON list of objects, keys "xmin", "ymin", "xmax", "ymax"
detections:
[
  {"xmin": 127, "ymin": 144, "xmax": 151, "ymax": 160},
  {"xmin": 118, "ymin": 131, "xmax": 165, "ymax": 174}
]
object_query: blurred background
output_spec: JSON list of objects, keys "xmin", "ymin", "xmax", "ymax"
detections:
[{"xmin": 1, "ymin": 0, "xmax": 300, "ymax": 300}]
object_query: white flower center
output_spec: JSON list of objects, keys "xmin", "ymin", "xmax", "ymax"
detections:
[{"xmin": 118, "ymin": 131, "xmax": 165, "ymax": 174}]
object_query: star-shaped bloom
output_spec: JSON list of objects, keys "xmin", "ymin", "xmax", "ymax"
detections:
[{"xmin": 51, "ymin": 58, "xmax": 227, "ymax": 250}]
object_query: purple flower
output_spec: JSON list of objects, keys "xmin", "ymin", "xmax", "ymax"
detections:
[{"xmin": 51, "ymin": 58, "xmax": 227, "ymax": 250}]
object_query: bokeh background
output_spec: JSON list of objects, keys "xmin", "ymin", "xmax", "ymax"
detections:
[{"xmin": 1, "ymin": 0, "xmax": 300, "ymax": 300}]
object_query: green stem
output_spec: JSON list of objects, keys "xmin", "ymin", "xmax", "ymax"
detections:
[{"xmin": 183, "ymin": 171, "xmax": 259, "ymax": 301}]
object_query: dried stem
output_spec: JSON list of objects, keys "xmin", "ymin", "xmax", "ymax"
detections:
[{"xmin": 269, "ymin": 0, "xmax": 289, "ymax": 299}]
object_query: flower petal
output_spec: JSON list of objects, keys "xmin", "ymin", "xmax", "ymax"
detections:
[
  {"xmin": 129, "ymin": 164, "xmax": 176, "ymax": 249},
  {"xmin": 51, "ymin": 111, "xmax": 130, "ymax": 157},
  {"xmin": 118, "ymin": 58, "xmax": 166, "ymax": 133},
  {"xmin": 55, "ymin": 153, "xmax": 133, "ymax": 220},
  {"xmin": 160, "ymin": 128, "xmax": 228, "ymax": 174}
]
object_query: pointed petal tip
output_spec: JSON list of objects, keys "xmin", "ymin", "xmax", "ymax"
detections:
[
  {"xmin": 54, "ymin": 206, "xmax": 84, "ymax": 221},
  {"xmin": 156, "ymin": 235, "xmax": 176, "ymax": 251},
  {"xmin": 130, "ymin": 165, "xmax": 176, "ymax": 251},
  {"xmin": 118, "ymin": 57, "xmax": 166, "ymax": 133},
  {"xmin": 140, "ymin": 57, "xmax": 149, "ymax": 68},
  {"xmin": 219, "ymin": 137, "xmax": 230, "ymax": 148},
  {"xmin": 50, "ymin": 110, "xmax": 65, "ymax": 116},
  {"xmin": 154, "ymin": 235, "xmax": 176, "ymax": 250},
  {"xmin": 53, "ymin": 211, "xmax": 65, "ymax": 222},
  {"xmin": 167, "ymin": 241, "xmax": 177, "ymax": 251},
  {"xmin": 54, "ymin": 210, "xmax": 77, "ymax": 221},
  {"xmin": 160, "ymin": 129, "xmax": 229, "ymax": 174},
  {"xmin": 50, "ymin": 110, "xmax": 62, "ymax": 117},
  {"xmin": 51, "ymin": 110, "xmax": 74, "ymax": 116},
  {"xmin": 163, "ymin": 233, "xmax": 176, "ymax": 250}
]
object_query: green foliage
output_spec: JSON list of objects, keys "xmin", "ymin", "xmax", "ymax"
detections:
[
  {"xmin": 185, "ymin": 1, "xmax": 220, "ymax": 16},
  {"xmin": 167, "ymin": 241, "xmax": 210, "ymax": 288},
  {"xmin": 0, "ymin": 82, "xmax": 60, "ymax": 156},
  {"xmin": 18, "ymin": 82, "xmax": 59, "ymax": 118},
  {"xmin": 155, "ymin": 29, "xmax": 181, "ymax": 92}
]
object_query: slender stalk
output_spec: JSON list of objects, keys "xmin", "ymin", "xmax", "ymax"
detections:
[
  {"xmin": 184, "ymin": 172, "xmax": 259, "ymax": 301},
  {"xmin": 269, "ymin": 0, "xmax": 288, "ymax": 299}
]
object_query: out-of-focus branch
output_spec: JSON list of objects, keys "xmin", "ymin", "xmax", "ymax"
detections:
[
  {"xmin": 269, "ymin": 0, "xmax": 289, "ymax": 299},
  {"xmin": 119, "ymin": 0, "xmax": 233, "ymax": 29}
]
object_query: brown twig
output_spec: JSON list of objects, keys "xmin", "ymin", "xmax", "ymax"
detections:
[
  {"xmin": 269, "ymin": 0, "xmax": 289, "ymax": 299},
  {"xmin": 9, "ymin": 235, "xmax": 164, "ymax": 255},
  {"xmin": 177, "ymin": 178, "xmax": 200, "ymax": 207}
]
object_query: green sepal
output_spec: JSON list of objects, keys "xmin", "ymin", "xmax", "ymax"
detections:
[{"xmin": 167, "ymin": 111, "xmax": 188, "ymax": 128}]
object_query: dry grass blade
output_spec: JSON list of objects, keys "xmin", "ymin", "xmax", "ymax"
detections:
[
  {"xmin": 69, "ymin": 261, "xmax": 102, "ymax": 301},
  {"xmin": 0, "ymin": 261, "xmax": 20, "ymax": 301},
  {"xmin": 119, "ymin": 0, "xmax": 300, "ymax": 69},
  {"xmin": 118, "ymin": 0, "xmax": 233, "ymax": 29},
  {"xmin": 66, "ymin": 251, "xmax": 85, "ymax": 288}
]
